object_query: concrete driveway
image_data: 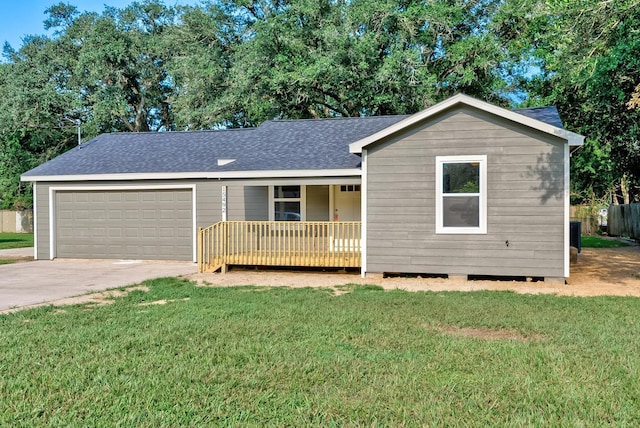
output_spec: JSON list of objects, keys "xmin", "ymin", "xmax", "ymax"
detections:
[{"xmin": 0, "ymin": 248, "xmax": 197, "ymax": 311}]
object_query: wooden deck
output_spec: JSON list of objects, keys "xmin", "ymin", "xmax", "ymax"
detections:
[{"xmin": 198, "ymin": 221, "xmax": 361, "ymax": 273}]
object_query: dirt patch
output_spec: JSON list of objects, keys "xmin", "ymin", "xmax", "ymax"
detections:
[
  {"xmin": 187, "ymin": 244, "xmax": 640, "ymax": 297},
  {"xmin": 66, "ymin": 285, "xmax": 150, "ymax": 308},
  {"xmin": 0, "ymin": 285, "xmax": 150, "ymax": 314},
  {"xmin": 137, "ymin": 298, "xmax": 190, "ymax": 306},
  {"xmin": 434, "ymin": 325, "xmax": 544, "ymax": 342},
  {"xmin": 565, "ymin": 246, "xmax": 640, "ymax": 295},
  {"xmin": 0, "ymin": 256, "xmax": 34, "ymax": 264}
]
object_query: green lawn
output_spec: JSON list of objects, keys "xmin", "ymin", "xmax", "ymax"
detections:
[
  {"xmin": 2, "ymin": 279, "xmax": 640, "ymax": 426},
  {"xmin": 0, "ymin": 233, "xmax": 34, "ymax": 250},
  {"xmin": 581, "ymin": 235, "xmax": 630, "ymax": 248}
]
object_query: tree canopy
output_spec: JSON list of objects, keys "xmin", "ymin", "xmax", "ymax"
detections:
[
  {"xmin": 507, "ymin": 0, "xmax": 640, "ymax": 204},
  {"xmin": 1, "ymin": 0, "xmax": 638, "ymax": 208}
]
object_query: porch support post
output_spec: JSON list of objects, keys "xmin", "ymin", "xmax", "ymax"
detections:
[{"xmin": 329, "ymin": 185, "xmax": 335, "ymax": 222}]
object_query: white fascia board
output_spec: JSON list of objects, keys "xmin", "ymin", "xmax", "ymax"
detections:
[
  {"xmin": 21, "ymin": 168, "xmax": 362, "ymax": 183},
  {"xmin": 349, "ymin": 94, "xmax": 585, "ymax": 153}
]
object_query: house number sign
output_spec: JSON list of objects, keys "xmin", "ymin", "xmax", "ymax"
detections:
[{"xmin": 221, "ymin": 185, "xmax": 227, "ymax": 221}]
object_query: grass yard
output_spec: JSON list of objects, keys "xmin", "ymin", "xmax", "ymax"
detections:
[
  {"xmin": 2, "ymin": 279, "xmax": 640, "ymax": 426},
  {"xmin": 581, "ymin": 235, "xmax": 630, "ymax": 248},
  {"xmin": 0, "ymin": 233, "xmax": 34, "ymax": 250}
]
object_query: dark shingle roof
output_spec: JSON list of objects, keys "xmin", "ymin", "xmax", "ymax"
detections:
[
  {"xmin": 514, "ymin": 106, "xmax": 564, "ymax": 129},
  {"xmin": 22, "ymin": 104, "xmax": 565, "ymax": 178},
  {"xmin": 22, "ymin": 115, "xmax": 407, "ymax": 177}
]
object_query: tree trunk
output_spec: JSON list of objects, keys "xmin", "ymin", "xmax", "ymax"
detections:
[{"xmin": 621, "ymin": 174, "xmax": 630, "ymax": 205}]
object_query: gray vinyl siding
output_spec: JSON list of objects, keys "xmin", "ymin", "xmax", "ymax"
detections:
[
  {"xmin": 35, "ymin": 182, "xmax": 50, "ymax": 260},
  {"xmin": 306, "ymin": 185, "xmax": 330, "ymax": 221},
  {"xmin": 366, "ymin": 106, "xmax": 566, "ymax": 277},
  {"xmin": 195, "ymin": 181, "xmax": 220, "ymax": 227},
  {"xmin": 227, "ymin": 185, "xmax": 268, "ymax": 221}
]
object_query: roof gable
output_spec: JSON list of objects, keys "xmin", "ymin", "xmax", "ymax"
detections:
[{"xmin": 349, "ymin": 94, "xmax": 584, "ymax": 154}]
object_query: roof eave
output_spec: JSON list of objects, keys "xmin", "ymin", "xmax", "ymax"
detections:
[
  {"xmin": 20, "ymin": 168, "xmax": 363, "ymax": 182},
  {"xmin": 349, "ymin": 93, "xmax": 585, "ymax": 153}
]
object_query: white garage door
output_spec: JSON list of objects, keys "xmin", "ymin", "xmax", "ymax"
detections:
[{"xmin": 55, "ymin": 189, "xmax": 193, "ymax": 260}]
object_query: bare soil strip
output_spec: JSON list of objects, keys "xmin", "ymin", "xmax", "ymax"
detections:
[
  {"xmin": 3, "ymin": 246, "xmax": 639, "ymax": 315},
  {"xmin": 188, "ymin": 247, "xmax": 640, "ymax": 297}
]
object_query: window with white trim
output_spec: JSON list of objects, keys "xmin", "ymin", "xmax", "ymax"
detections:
[
  {"xmin": 436, "ymin": 155, "xmax": 487, "ymax": 234},
  {"xmin": 270, "ymin": 185, "xmax": 305, "ymax": 221}
]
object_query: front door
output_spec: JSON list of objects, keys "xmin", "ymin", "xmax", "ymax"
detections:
[{"xmin": 333, "ymin": 185, "xmax": 361, "ymax": 221}]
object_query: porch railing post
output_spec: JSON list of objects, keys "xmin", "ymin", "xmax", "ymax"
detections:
[{"xmin": 197, "ymin": 227, "xmax": 203, "ymax": 273}]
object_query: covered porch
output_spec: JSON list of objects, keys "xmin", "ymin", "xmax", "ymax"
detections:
[
  {"xmin": 198, "ymin": 181, "xmax": 363, "ymax": 273},
  {"xmin": 197, "ymin": 221, "xmax": 361, "ymax": 273}
]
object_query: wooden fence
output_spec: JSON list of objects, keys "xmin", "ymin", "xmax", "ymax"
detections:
[
  {"xmin": 198, "ymin": 221, "xmax": 361, "ymax": 273},
  {"xmin": 0, "ymin": 210, "xmax": 33, "ymax": 233},
  {"xmin": 608, "ymin": 204, "xmax": 640, "ymax": 239}
]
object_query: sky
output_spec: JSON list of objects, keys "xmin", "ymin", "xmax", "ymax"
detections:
[{"xmin": 0, "ymin": 0, "xmax": 200, "ymax": 50}]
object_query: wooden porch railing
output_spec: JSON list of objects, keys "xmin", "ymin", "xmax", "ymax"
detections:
[{"xmin": 198, "ymin": 221, "xmax": 361, "ymax": 273}]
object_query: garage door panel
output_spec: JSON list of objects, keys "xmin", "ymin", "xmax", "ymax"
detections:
[
  {"xmin": 76, "ymin": 210, "xmax": 90, "ymax": 220},
  {"xmin": 90, "ymin": 228, "xmax": 106, "ymax": 238},
  {"xmin": 55, "ymin": 189, "xmax": 193, "ymax": 261},
  {"xmin": 177, "ymin": 226, "xmax": 192, "ymax": 235},
  {"xmin": 157, "ymin": 193, "xmax": 175, "ymax": 202},
  {"xmin": 176, "ymin": 209, "xmax": 191, "ymax": 219},
  {"xmin": 75, "ymin": 193, "xmax": 89, "ymax": 203},
  {"xmin": 108, "ymin": 210, "xmax": 123, "ymax": 220},
  {"xmin": 124, "ymin": 210, "xmax": 138, "ymax": 220},
  {"xmin": 159, "ymin": 209, "xmax": 175, "ymax": 219},
  {"xmin": 143, "ymin": 210, "xmax": 157, "ymax": 220},
  {"xmin": 125, "ymin": 228, "xmax": 139, "ymax": 238},
  {"xmin": 108, "ymin": 192, "xmax": 123, "ymax": 202},
  {"xmin": 140, "ymin": 192, "xmax": 157, "ymax": 202},
  {"xmin": 158, "ymin": 227, "xmax": 175, "ymax": 238},
  {"xmin": 108, "ymin": 227, "xmax": 123, "ymax": 238},
  {"xmin": 176, "ymin": 191, "xmax": 192, "ymax": 202},
  {"xmin": 142, "ymin": 228, "xmax": 157, "ymax": 238},
  {"xmin": 90, "ymin": 193, "xmax": 106, "ymax": 203},
  {"xmin": 58, "ymin": 210, "xmax": 74, "ymax": 220},
  {"xmin": 58, "ymin": 228, "xmax": 72, "ymax": 238},
  {"xmin": 57, "ymin": 193, "xmax": 74, "ymax": 203}
]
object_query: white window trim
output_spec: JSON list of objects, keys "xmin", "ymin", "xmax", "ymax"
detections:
[
  {"xmin": 268, "ymin": 185, "xmax": 306, "ymax": 221},
  {"xmin": 435, "ymin": 155, "xmax": 487, "ymax": 234}
]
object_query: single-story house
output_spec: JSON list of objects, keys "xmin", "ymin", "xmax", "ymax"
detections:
[{"xmin": 21, "ymin": 94, "xmax": 584, "ymax": 280}]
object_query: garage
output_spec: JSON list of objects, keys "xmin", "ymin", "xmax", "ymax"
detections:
[{"xmin": 54, "ymin": 188, "xmax": 194, "ymax": 261}]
